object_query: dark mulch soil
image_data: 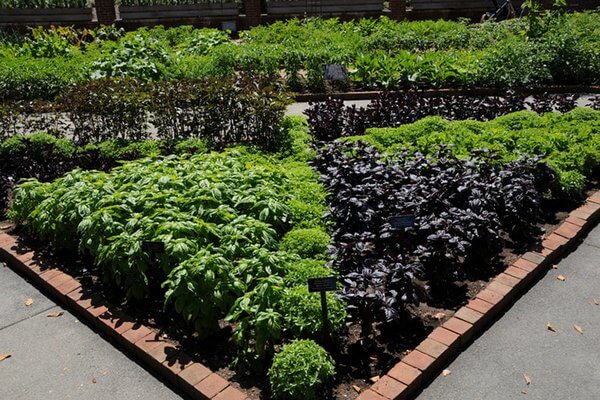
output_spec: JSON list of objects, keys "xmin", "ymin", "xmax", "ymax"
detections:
[{"xmin": 3, "ymin": 188, "xmax": 593, "ymax": 400}]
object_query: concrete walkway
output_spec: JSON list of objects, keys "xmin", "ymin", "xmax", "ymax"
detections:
[
  {"xmin": 0, "ymin": 263, "xmax": 184, "ymax": 400},
  {"xmin": 1, "ymin": 226, "xmax": 599, "ymax": 400},
  {"xmin": 417, "ymin": 225, "xmax": 600, "ymax": 400},
  {"xmin": 285, "ymin": 95, "xmax": 597, "ymax": 116}
]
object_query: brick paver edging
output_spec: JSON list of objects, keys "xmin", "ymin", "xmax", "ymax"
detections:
[
  {"xmin": 1, "ymin": 190, "xmax": 599, "ymax": 400},
  {"xmin": 0, "ymin": 238, "xmax": 248, "ymax": 400}
]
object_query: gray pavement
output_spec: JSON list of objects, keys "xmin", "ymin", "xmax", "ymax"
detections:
[
  {"xmin": 417, "ymin": 225, "xmax": 600, "ymax": 400},
  {"xmin": 2, "ymin": 226, "xmax": 599, "ymax": 400},
  {"xmin": 285, "ymin": 95, "xmax": 596, "ymax": 116},
  {"xmin": 0, "ymin": 263, "xmax": 184, "ymax": 400}
]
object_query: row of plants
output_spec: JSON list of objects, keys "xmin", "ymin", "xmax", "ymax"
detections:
[
  {"xmin": 1, "ymin": 11, "xmax": 598, "ymax": 100},
  {"xmin": 0, "ymin": 131, "xmax": 207, "ymax": 218},
  {"xmin": 342, "ymin": 108, "xmax": 600, "ymax": 197},
  {"xmin": 305, "ymin": 91, "xmax": 600, "ymax": 140},
  {"xmin": 0, "ymin": 74, "xmax": 290, "ymax": 148},
  {"xmin": 313, "ymin": 142, "xmax": 553, "ymax": 339}
]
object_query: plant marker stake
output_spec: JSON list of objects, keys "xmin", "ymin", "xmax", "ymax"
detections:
[{"xmin": 308, "ymin": 277, "xmax": 337, "ymax": 348}]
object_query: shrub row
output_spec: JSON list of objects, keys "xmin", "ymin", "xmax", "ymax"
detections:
[
  {"xmin": 0, "ymin": 13, "xmax": 598, "ymax": 99},
  {"xmin": 0, "ymin": 74, "xmax": 291, "ymax": 150},
  {"xmin": 306, "ymin": 91, "xmax": 600, "ymax": 140}
]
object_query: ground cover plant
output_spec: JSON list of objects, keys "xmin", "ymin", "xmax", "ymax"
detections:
[{"xmin": 0, "ymin": 11, "xmax": 598, "ymax": 100}]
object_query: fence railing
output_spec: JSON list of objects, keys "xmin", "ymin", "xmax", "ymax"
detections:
[{"xmin": 0, "ymin": 0, "xmax": 596, "ymax": 28}]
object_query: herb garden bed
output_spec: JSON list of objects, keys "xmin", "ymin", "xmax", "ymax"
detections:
[
  {"xmin": 1, "ymin": 101, "xmax": 599, "ymax": 398},
  {"xmin": 1, "ymin": 12, "xmax": 599, "ymax": 101}
]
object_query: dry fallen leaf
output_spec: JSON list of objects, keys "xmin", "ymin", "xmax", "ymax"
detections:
[
  {"xmin": 521, "ymin": 390, "xmax": 528, "ymax": 395},
  {"xmin": 547, "ymin": 322, "xmax": 557, "ymax": 333},
  {"xmin": 352, "ymin": 385, "xmax": 361, "ymax": 393},
  {"xmin": 574, "ymin": 324, "xmax": 584, "ymax": 335},
  {"xmin": 47, "ymin": 311, "xmax": 64, "ymax": 318},
  {"xmin": 593, "ymin": 298, "xmax": 599, "ymax": 306},
  {"xmin": 369, "ymin": 376, "xmax": 380, "ymax": 383},
  {"xmin": 0, "ymin": 353, "xmax": 11, "ymax": 362},
  {"xmin": 433, "ymin": 312, "xmax": 447, "ymax": 320},
  {"xmin": 24, "ymin": 298, "xmax": 33, "ymax": 307},
  {"xmin": 551, "ymin": 264, "xmax": 558, "ymax": 269},
  {"xmin": 442, "ymin": 369, "xmax": 452, "ymax": 377},
  {"xmin": 91, "ymin": 378, "xmax": 97, "ymax": 384},
  {"xmin": 523, "ymin": 373, "xmax": 531, "ymax": 385},
  {"xmin": 557, "ymin": 275, "xmax": 566, "ymax": 281}
]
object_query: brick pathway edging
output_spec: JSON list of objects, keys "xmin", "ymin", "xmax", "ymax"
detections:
[
  {"xmin": 1, "ymin": 190, "xmax": 599, "ymax": 400},
  {"xmin": 0, "ymin": 238, "xmax": 248, "ymax": 400},
  {"xmin": 358, "ymin": 190, "xmax": 600, "ymax": 400}
]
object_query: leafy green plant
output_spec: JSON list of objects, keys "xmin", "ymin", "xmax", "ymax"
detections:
[
  {"xmin": 279, "ymin": 228, "xmax": 330, "ymax": 259},
  {"xmin": 268, "ymin": 340, "xmax": 335, "ymax": 400},
  {"xmin": 283, "ymin": 258, "xmax": 333, "ymax": 286},
  {"xmin": 280, "ymin": 286, "xmax": 346, "ymax": 339}
]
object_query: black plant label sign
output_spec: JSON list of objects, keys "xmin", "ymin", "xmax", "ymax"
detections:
[
  {"xmin": 142, "ymin": 241, "xmax": 165, "ymax": 254},
  {"xmin": 308, "ymin": 277, "xmax": 337, "ymax": 293},
  {"xmin": 389, "ymin": 215, "xmax": 416, "ymax": 230},
  {"xmin": 324, "ymin": 64, "xmax": 348, "ymax": 82}
]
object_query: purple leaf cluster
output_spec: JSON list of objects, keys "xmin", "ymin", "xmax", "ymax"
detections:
[
  {"xmin": 305, "ymin": 91, "xmax": 593, "ymax": 141},
  {"xmin": 314, "ymin": 141, "xmax": 553, "ymax": 332}
]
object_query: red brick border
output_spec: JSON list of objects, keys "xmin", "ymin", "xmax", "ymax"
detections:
[
  {"xmin": 1, "ymin": 190, "xmax": 599, "ymax": 400},
  {"xmin": 0, "ymin": 235, "xmax": 248, "ymax": 400},
  {"xmin": 355, "ymin": 190, "xmax": 600, "ymax": 400}
]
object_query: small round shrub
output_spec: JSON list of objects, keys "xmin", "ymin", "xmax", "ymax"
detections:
[
  {"xmin": 280, "ymin": 286, "xmax": 347, "ymax": 338},
  {"xmin": 280, "ymin": 228, "xmax": 330, "ymax": 259},
  {"xmin": 284, "ymin": 259, "xmax": 333, "ymax": 286},
  {"xmin": 269, "ymin": 340, "xmax": 335, "ymax": 400}
]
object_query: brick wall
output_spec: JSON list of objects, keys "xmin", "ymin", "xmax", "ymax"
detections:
[{"xmin": 95, "ymin": 0, "xmax": 116, "ymax": 25}]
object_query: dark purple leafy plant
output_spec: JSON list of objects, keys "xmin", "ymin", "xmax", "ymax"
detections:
[{"xmin": 314, "ymin": 141, "xmax": 553, "ymax": 336}]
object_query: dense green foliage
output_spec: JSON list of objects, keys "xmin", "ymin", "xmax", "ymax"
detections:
[
  {"xmin": 268, "ymin": 340, "xmax": 335, "ymax": 400},
  {"xmin": 280, "ymin": 287, "xmax": 346, "ymax": 339},
  {"xmin": 8, "ymin": 118, "xmax": 337, "ymax": 372},
  {"xmin": 279, "ymin": 228, "xmax": 330, "ymax": 259},
  {"xmin": 349, "ymin": 108, "xmax": 600, "ymax": 196},
  {"xmin": 1, "ymin": 12, "xmax": 598, "ymax": 100}
]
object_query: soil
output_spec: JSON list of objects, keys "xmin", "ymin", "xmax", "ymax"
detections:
[{"xmin": 2, "ymin": 189, "xmax": 592, "ymax": 400}]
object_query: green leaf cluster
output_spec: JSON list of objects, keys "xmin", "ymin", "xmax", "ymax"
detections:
[{"xmin": 268, "ymin": 340, "xmax": 335, "ymax": 400}]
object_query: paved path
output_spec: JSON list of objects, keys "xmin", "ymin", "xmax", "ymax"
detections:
[
  {"xmin": 0, "ymin": 263, "xmax": 184, "ymax": 400},
  {"xmin": 1, "ymin": 226, "xmax": 599, "ymax": 400},
  {"xmin": 417, "ymin": 225, "xmax": 600, "ymax": 400},
  {"xmin": 285, "ymin": 95, "xmax": 596, "ymax": 116}
]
